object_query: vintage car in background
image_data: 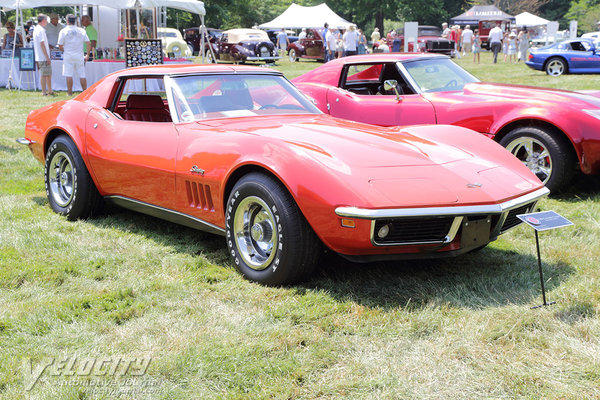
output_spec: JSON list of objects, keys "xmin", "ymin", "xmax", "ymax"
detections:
[
  {"xmin": 204, "ymin": 29, "xmax": 279, "ymax": 63},
  {"xmin": 266, "ymin": 29, "xmax": 299, "ymax": 46},
  {"xmin": 18, "ymin": 64, "xmax": 548, "ymax": 285},
  {"xmin": 157, "ymin": 27, "xmax": 193, "ymax": 58},
  {"xmin": 183, "ymin": 27, "xmax": 222, "ymax": 55},
  {"xmin": 292, "ymin": 53, "xmax": 600, "ymax": 192},
  {"xmin": 287, "ymin": 28, "xmax": 326, "ymax": 62},
  {"xmin": 526, "ymin": 38, "xmax": 600, "ymax": 76},
  {"xmin": 387, "ymin": 26, "xmax": 454, "ymax": 55}
]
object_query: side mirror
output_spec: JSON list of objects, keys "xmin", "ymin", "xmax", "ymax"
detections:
[{"xmin": 384, "ymin": 79, "xmax": 402, "ymax": 101}]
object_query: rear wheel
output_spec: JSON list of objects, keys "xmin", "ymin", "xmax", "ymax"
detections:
[
  {"xmin": 225, "ymin": 173, "xmax": 320, "ymax": 285},
  {"xmin": 499, "ymin": 126, "xmax": 575, "ymax": 192},
  {"xmin": 545, "ymin": 57, "xmax": 566, "ymax": 76},
  {"xmin": 44, "ymin": 135, "xmax": 103, "ymax": 220},
  {"xmin": 288, "ymin": 48, "xmax": 297, "ymax": 62}
]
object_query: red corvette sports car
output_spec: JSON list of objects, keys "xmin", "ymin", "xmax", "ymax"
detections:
[
  {"xmin": 18, "ymin": 64, "xmax": 548, "ymax": 285},
  {"xmin": 292, "ymin": 53, "xmax": 600, "ymax": 192}
]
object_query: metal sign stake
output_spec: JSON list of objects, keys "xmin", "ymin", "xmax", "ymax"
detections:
[
  {"xmin": 530, "ymin": 230, "xmax": 555, "ymax": 309},
  {"xmin": 517, "ymin": 210, "xmax": 573, "ymax": 310}
]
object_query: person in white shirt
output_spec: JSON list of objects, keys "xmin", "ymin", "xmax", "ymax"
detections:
[
  {"xmin": 298, "ymin": 28, "xmax": 307, "ymax": 40},
  {"xmin": 342, "ymin": 24, "xmax": 358, "ymax": 56},
  {"xmin": 461, "ymin": 25, "xmax": 473, "ymax": 55},
  {"xmin": 441, "ymin": 22, "xmax": 450, "ymax": 38},
  {"xmin": 325, "ymin": 27, "xmax": 336, "ymax": 62},
  {"xmin": 45, "ymin": 13, "xmax": 64, "ymax": 48},
  {"xmin": 57, "ymin": 14, "xmax": 90, "ymax": 95},
  {"xmin": 488, "ymin": 23, "xmax": 503, "ymax": 63},
  {"xmin": 33, "ymin": 14, "xmax": 53, "ymax": 96}
]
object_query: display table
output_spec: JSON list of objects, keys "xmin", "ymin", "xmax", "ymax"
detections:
[{"xmin": 0, "ymin": 58, "xmax": 192, "ymax": 91}]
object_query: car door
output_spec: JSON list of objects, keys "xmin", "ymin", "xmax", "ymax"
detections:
[
  {"xmin": 305, "ymin": 29, "xmax": 324, "ymax": 58},
  {"xmin": 568, "ymin": 40, "xmax": 600, "ymax": 71},
  {"xmin": 327, "ymin": 62, "xmax": 436, "ymax": 126},
  {"xmin": 218, "ymin": 33, "xmax": 234, "ymax": 62},
  {"xmin": 85, "ymin": 76, "xmax": 178, "ymax": 210}
]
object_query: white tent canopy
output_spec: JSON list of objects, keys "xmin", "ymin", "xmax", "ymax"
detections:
[
  {"xmin": 259, "ymin": 3, "xmax": 351, "ymax": 30},
  {"xmin": 0, "ymin": 0, "xmax": 205, "ymax": 14},
  {"xmin": 515, "ymin": 12, "xmax": 548, "ymax": 27}
]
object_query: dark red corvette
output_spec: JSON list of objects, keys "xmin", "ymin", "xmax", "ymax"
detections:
[{"xmin": 293, "ymin": 53, "xmax": 600, "ymax": 192}]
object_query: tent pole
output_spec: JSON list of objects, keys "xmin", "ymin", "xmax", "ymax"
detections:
[
  {"xmin": 136, "ymin": 7, "xmax": 140, "ymax": 38},
  {"xmin": 200, "ymin": 16, "xmax": 204, "ymax": 63},
  {"xmin": 7, "ymin": 5, "xmax": 19, "ymax": 91}
]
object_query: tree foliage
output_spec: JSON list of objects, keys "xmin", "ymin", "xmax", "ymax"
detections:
[
  {"xmin": 566, "ymin": 0, "xmax": 600, "ymax": 32},
  {"xmin": 2, "ymin": 0, "xmax": 595, "ymax": 34}
]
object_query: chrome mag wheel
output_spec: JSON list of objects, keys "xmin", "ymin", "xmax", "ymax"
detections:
[
  {"xmin": 233, "ymin": 195, "xmax": 278, "ymax": 271},
  {"xmin": 546, "ymin": 59, "xmax": 565, "ymax": 76},
  {"xmin": 505, "ymin": 137, "xmax": 552, "ymax": 185},
  {"xmin": 48, "ymin": 151, "xmax": 75, "ymax": 207}
]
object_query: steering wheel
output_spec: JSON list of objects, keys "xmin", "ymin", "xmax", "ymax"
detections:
[{"xmin": 443, "ymin": 80, "xmax": 458, "ymax": 90}]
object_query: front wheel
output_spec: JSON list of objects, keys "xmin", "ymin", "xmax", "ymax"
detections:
[
  {"xmin": 204, "ymin": 50, "xmax": 215, "ymax": 64},
  {"xmin": 499, "ymin": 126, "xmax": 575, "ymax": 192},
  {"xmin": 545, "ymin": 57, "xmax": 566, "ymax": 76},
  {"xmin": 288, "ymin": 48, "xmax": 297, "ymax": 62},
  {"xmin": 44, "ymin": 135, "xmax": 103, "ymax": 220},
  {"xmin": 225, "ymin": 173, "xmax": 320, "ymax": 285}
]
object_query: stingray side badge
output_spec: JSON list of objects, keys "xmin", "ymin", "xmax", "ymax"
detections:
[{"xmin": 190, "ymin": 165, "xmax": 205, "ymax": 176}]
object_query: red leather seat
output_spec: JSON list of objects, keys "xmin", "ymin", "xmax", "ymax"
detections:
[{"xmin": 123, "ymin": 94, "xmax": 171, "ymax": 122}]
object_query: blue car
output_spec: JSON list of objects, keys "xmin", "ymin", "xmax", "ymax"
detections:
[{"xmin": 526, "ymin": 38, "xmax": 600, "ymax": 76}]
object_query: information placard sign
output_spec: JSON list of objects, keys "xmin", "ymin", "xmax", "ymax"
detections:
[
  {"xmin": 19, "ymin": 47, "xmax": 35, "ymax": 71},
  {"xmin": 517, "ymin": 210, "xmax": 573, "ymax": 231},
  {"xmin": 125, "ymin": 39, "xmax": 163, "ymax": 68}
]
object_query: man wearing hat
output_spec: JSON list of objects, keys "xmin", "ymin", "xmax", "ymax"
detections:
[
  {"xmin": 46, "ymin": 13, "xmax": 64, "ymax": 48},
  {"xmin": 371, "ymin": 27, "xmax": 380, "ymax": 51},
  {"xmin": 57, "ymin": 14, "xmax": 91, "ymax": 95}
]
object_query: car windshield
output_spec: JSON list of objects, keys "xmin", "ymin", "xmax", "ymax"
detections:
[
  {"xmin": 402, "ymin": 58, "xmax": 479, "ymax": 93},
  {"xmin": 168, "ymin": 74, "xmax": 321, "ymax": 122},
  {"xmin": 159, "ymin": 31, "xmax": 178, "ymax": 38},
  {"xmin": 418, "ymin": 27, "xmax": 442, "ymax": 36}
]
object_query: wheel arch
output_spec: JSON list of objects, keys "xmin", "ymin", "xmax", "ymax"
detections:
[
  {"xmin": 543, "ymin": 56, "xmax": 568, "ymax": 74},
  {"xmin": 222, "ymin": 164, "xmax": 290, "ymax": 219},
  {"xmin": 493, "ymin": 118, "xmax": 581, "ymax": 170},
  {"xmin": 288, "ymin": 42, "xmax": 304, "ymax": 54},
  {"xmin": 45, "ymin": 128, "xmax": 76, "ymax": 157}
]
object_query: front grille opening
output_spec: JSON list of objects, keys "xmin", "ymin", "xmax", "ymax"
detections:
[
  {"xmin": 501, "ymin": 203, "xmax": 533, "ymax": 232},
  {"xmin": 374, "ymin": 216, "xmax": 454, "ymax": 244}
]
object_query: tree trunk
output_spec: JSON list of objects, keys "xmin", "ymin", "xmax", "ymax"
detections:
[{"xmin": 375, "ymin": 9, "xmax": 384, "ymax": 35}]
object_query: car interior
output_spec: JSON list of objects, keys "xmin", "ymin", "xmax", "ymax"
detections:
[
  {"xmin": 122, "ymin": 94, "xmax": 172, "ymax": 122},
  {"xmin": 340, "ymin": 63, "xmax": 414, "ymax": 96},
  {"xmin": 112, "ymin": 77, "xmax": 172, "ymax": 122}
]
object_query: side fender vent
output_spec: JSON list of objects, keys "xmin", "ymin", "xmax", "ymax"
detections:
[{"xmin": 185, "ymin": 180, "xmax": 215, "ymax": 211}]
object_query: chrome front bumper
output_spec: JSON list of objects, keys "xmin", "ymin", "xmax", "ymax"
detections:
[
  {"xmin": 16, "ymin": 138, "xmax": 35, "ymax": 145},
  {"xmin": 335, "ymin": 187, "xmax": 550, "ymax": 247}
]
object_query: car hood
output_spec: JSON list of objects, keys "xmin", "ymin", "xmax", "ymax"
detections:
[
  {"xmin": 199, "ymin": 114, "xmax": 480, "ymax": 167},
  {"xmin": 460, "ymin": 82, "xmax": 600, "ymax": 107},
  {"xmin": 196, "ymin": 114, "xmax": 542, "ymax": 206}
]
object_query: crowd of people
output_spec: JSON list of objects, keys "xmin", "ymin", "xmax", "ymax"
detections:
[
  {"xmin": 442, "ymin": 22, "xmax": 531, "ymax": 64},
  {"xmin": 1, "ymin": 13, "xmax": 97, "ymax": 96}
]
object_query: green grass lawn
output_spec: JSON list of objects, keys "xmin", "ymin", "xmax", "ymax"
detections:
[{"xmin": 1, "ymin": 53, "xmax": 599, "ymax": 399}]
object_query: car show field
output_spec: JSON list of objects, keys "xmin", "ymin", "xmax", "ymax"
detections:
[{"xmin": 0, "ymin": 53, "xmax": 599, "ymax": 398}]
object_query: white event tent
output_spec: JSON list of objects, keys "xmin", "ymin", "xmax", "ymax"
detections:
[
  {"xmin": 515, "ymin": 12, "xmax": 549, "ymax": 28},
  {"xmin": 259, "ymin": 3, "xmax": 351, "ymax": 30}
]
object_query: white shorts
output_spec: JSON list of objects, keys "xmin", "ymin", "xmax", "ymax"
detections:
[{"xmin": 62, "ymin": 59, "xmax": 86, "ymax": 78}]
